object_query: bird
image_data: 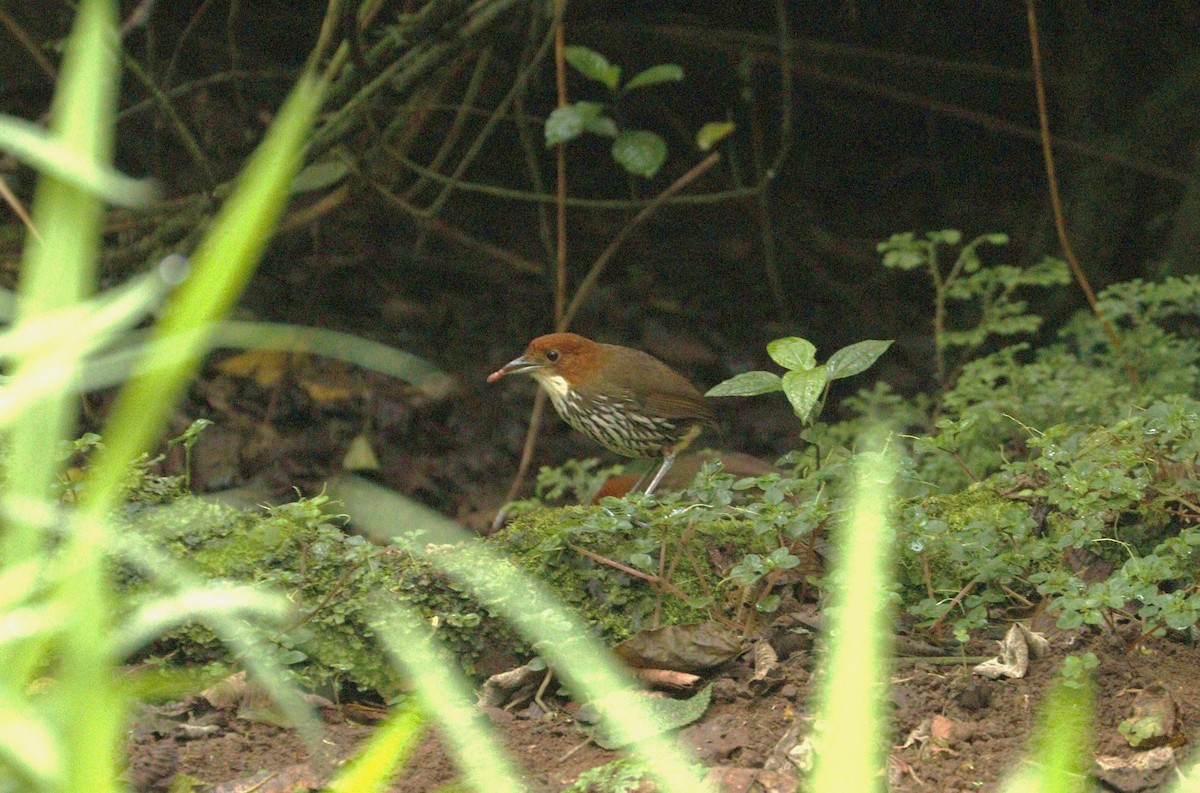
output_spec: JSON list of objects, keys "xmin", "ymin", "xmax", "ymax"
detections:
[{"xmin": 487, "ymin": 333, "xmax": 716, "ymax": 495}]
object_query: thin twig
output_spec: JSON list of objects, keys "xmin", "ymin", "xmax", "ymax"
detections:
[
  {"xmin": 0, "ymin": 7, "xmax": 56, "ymax": 83},
  {"xmin": 121, "ymin": 53, "xmax": 218, "ymax": 188},
  {"xmin": 652, "ymin": 540, "xmax": 668, "ymax": 629},
  {"xmin": 116, "ymin": 69, "xmax": 300, "ymax": 123},
  {"xmin": 567, "ymin": 542, "xmax": 693, "ymax": 602},
  {"xmin": 494, "ymin": 389, "xmax": 548, "ymax": 529},
  {"xmin": 553, "ymin": 7, "xmax": 569, "ymax": 326},
  {"xmin": 512, "ymin": 7, "xmax": 556, "ymax": 262},
  {"xmin": 1000, "ymin": 583, "xmax": 1035, "ymax": 608},
  {"xmin": 164, "ymin": 0, "xmax": 218, "ymax": 89},
  {"xmin": 419, "ymin": 24, "xmax": 558, "ymax": 219},
  {"xmin": 749, "ymin": 95, "xmax": 785, "ymax": 319},
  {"xmin": 0, "ymin": 176, "xmax": 40, "ymax": 243},
  {"xmin": 928, "ymin": 579, "xmax": 978, "ymax": 633},
  {"xmin": 1025, "ymin": 0, "xmax": 1137, "ymax": 386},
  {"xmin": 119, "ymin": 0, "xmax": 157, "ymax": 37},
  {"xmin": 767, "ymin": 0, "xmax": 795, "ymax": 177},
  {"xmin": 645, "ymin": 23, "xmax": 1187, "ymax": 185},
  {"xmin": 396, "ymin": 152, "xmax": 762, "ymax": 208},
  {"xmin": 405, "ymin": 49, "xmax": 493, "ymax": 203},
  {"xmin": 558, "ymin": 153, "xmax": 722, "ymax": 331}
]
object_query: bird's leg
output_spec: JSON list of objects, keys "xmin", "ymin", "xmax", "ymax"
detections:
[
  {"xmin": 643, "ymin": 451, "xmax": 677, "ymax": 496},
  {"xmin": 627, "ymin": 465, "xmax": 654, "ymax": 494}
]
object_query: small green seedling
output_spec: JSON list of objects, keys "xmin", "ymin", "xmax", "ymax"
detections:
[
  {"xmin": 706, "ymin": 337, "xmax": 893, "ymax": 424},
  {"xmin": 546, "ymin": 45, "xmax": 732, "ymax": 176}
]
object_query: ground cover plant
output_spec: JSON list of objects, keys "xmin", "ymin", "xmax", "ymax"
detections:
[{"xmin": 2, "ymin": 1, "xmax": 1200, "ymax": 792}]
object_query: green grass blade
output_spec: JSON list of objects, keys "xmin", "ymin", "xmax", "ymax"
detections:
[
  {"xmin": 0, "ymin": 691, "xmax": 63, "ymax": 788},
  {"xmin": 1, "ymin": 0, "xmax": 117, "ymax": 563},
  {"xmin": 1001, "ymin": 679, "xmax": 1092, "ymax": 793},
  {"xmin": 3, "ymin": 2, "xmax": 125, "ymax": 785},
  {"xmin": 811, "ymin": 441, "xmax": 896, "ymax": 793},
  {"xmin": 0, "ymin": 115, "xmax": 156, "ymax": 206},
  {"xmin": 212, "ymin": 320, "xmax": 453, "ymax": 392},
  {"xmin": 48, "ymin": 57, "xmax": 324, "ymax": 793},
  {"xmin": 331, "ymin": 475, "xmax": 713, "ymax": 793},
  {"xmin": 112, "ymin": 526, "xmax": 319, "ymax": 736},
  {"xmin": 0, "ymin": 268, "xmax": 179, "ymax": 423},
  {"xmin": 80, "ymin": 71, "xmax": 325, "ymax": 509},
  {"xmin": 326, "ymin": 702, "xmax": 426, "ymax": 793},
  {"xmin": 1175, "ymin": 757, "xmax": 1200, "ymax": 792},
  {"xmin": 373, "ymin": 612, "xmax": 525, "ymax": 793}
]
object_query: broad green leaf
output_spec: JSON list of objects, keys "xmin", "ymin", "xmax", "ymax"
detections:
[
  {"xmin": 705, "ymin": 370, "xmax": 781, "ymax": 397},
  {"xmin": 563, "ymin": 45, "xmax": 620, "ymax": 90},
  {"xmin": 584, "ymin": 115, "xmax": 619, "ymax": 138},
  {"xmin": 825, "ymin": 340, "xmax": 893, "ymax": 380},
  {"xmin": 929, "ymin": 229, "xmax": 962, "ymax": 245},
  {"xmin": 612, "ymin": 130, "xmax": 667, "ymax": 178},
  {"xmin": 624, "ymin": 63, "xmax": 684, "ymax": 92},
  {"xmin": 696, "ymin": 121, "xmax": 735, "ymax": 151},
  {"xmin": 545, "ymin": 101, "xmax": 605, "ymax": 147},
  {"xmin": 755, "ymin": 594, "xmax": 781, "ymax": 613},
  {"xmin": 1021, "ymin": 256, "xmax": 1071, "ymax": 286},
  {"xmin": 767, "ymin": 337, "xmax": 817, "ymax": 371},
  {"xmin": 880, "ymin": 248, "xmax": 925, "ymax": 270},
  {"xmin": 588, "ymin": 684, "xmax": 713, "ymax": 750},
  {"xmin": 782, "ymin": 366, "xmax": 827, "ymax": 422}
]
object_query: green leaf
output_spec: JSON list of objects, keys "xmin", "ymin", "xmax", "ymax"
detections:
[
  {"xmin": 612, "ymin": 130, "xmax": 667, "ymax": 178},
  {"xmin": 782, "ymin": 367, "xmax": 827, "ymax": 422},
  {"xmin": 755, "ymin": 594, "xmax": 781, "ymax": 613},
  {"xmin": 767, "ymin": 337, "xmax": 817, "ymax": 371},
  {"xmin": 696, "ymin": 121, "xmax": 735, "ymax": 151},
  {"xmin": 583, "ymin": 115, "xmax": 619, "ymax": 138},
  {"xmin": 705, "ymin": 371, "xmax": 781, "ymax": 397},
  {"xmin": 563, "ymin": 45, "xmax": 620, "ymax": 90},
  {"xmin": 588, "ymin": 684, "xmax": 713, "ymax": 750},
  {"xmin": 929, "ymin": 229, "xmax": 962, "ymax": 245},
  {"xmin": 880, "ymin": 249, "xmax": 926, "ymax": 270},
  {"xmin": 545, "ymin": 101, "xmax": 605, "ymax": 147},
  {"xmin": 825, "ymin": 340, "xmax": 893, "ymax": 380},
  {"xmin": 290, "ymin": 158, "xmax": 349, "ymax": 194},
  {"xmin": 623, "ymin": 64, "xmax": 684, "ymax": 92}
]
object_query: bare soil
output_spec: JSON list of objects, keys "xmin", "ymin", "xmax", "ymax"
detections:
[{"xmin": 126, "ymin": 630, "xmax": 1199, "ymax": 792}]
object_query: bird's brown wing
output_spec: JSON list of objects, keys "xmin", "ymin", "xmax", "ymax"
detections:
[{"xmin": 639, "ymin": 389, "xmax": 717, "ymax": 425}]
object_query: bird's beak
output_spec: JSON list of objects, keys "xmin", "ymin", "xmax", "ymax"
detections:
[{"xmin": 486, "ymin": 355, "xmax": 542, "ymax": 383}]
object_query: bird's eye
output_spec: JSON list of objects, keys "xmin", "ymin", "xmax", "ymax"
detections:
[{"xmin": 546, "ymin": 350, "xmax": 560, "ymax": 363}]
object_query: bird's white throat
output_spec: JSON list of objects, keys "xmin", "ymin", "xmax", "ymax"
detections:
[{"xmin": 534, "ymin": 372, "xmax": 572, "ymax": 405}]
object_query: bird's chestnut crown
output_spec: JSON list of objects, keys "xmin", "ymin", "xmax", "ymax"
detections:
[{"xmin": 487, "ymin": 332, "xmax": 602, "ymax": 384}]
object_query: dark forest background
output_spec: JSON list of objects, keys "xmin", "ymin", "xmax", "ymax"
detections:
[{"xmin": 2, "ymin": 1, "xmax": 1198, "ymax": 490}]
